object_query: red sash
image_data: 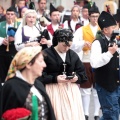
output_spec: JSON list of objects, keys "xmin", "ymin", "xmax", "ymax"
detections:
[{"xmin": 47, "ymin": 24, "xmax": 64, "ymax": 36}]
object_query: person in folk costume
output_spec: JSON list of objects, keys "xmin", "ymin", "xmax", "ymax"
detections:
[
  {"xmin": 13, "ymin": 0, "xmax": 27, "ymax": 18},
  {"xmin": 103, "ymin": 0, "xmax": 118, "ymax": 15},
  {"xmin": 17, "ymin": 6, "xmax": 28, "ymax": 22},
  {"xmin": 113, "ymin": 9, "xmax": 120, "ymax": 57},
  {"xmin": 0, "ymin": 5, "xmax": 6, "ymax": 22},
  {"xmin": 39, "ymin": 28, "xmax": 87, "ymax": 120},
  {"xmin": 14, "ymin": 9, "xmax": 50, "ymax": 51},
  {"xmin": 64, "ymin": 5, "xmax": 83, "ymax": 34},
  {"xmin": 90, "ymin": 11, "xmax": 120, "ymax": 120},
  {"xmin": 71, "ymin": 2, "xmax": 101, "ymax": 120},
  {"xmin": 80, "ymin": 3, "xmax": 90, "ymax": 26},
  {"xmin": 46, "ymin": 3, "xmax": 64, "ymax": 42},
  {"xmin": 113, "ymin": 9, "xmax": 120, "ymax": 31},
  {"xmin": 37, "ymin": 0, "xmax": 51, "ymax": 27},
  {"xmin": 0, "ymin": 46, "xmax": 56, "ymax": 120},
  {"xmin": 0, "ymin": 7, "xmax": 20, "ymax": 86},
  {"xmin": 74, "ymin": 0, "xmax": 89, "ymax": 16}
]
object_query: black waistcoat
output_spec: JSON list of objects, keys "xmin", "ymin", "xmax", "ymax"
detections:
[{"xmin": 94, "ymin": 33, "xmax": 119, "ymax": 92}]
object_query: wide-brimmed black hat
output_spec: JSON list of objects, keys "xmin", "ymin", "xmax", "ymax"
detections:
[
  {"xmin": 113, "ymin": 9, "xmax": 120, "ymax": 22},
  {"xmin": 88, "ymin": 2, "xmax": 99, "ymax": 14},
  {"xmin": 98, "ymin": 11, "xmax": 116, "ymax": 30},
  {"xmin": 50, "ymin": 3, "xmax": 59, "ymax": 15}
]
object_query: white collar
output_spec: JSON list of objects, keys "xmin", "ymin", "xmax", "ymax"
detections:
[{"xmin": 16, "ymin": 70, "xmax": 27, "ymax": 82}]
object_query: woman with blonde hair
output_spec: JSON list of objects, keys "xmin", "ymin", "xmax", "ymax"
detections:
[
  {"xmin": 15, "ymin": 9, "xmax": 41, "ymax": 51},
  {"xmin": 15, "ymin": 9, "xmax": 51, "ymax": 51},
  {"xmin": 64, "ymin": 5, "xmax": 83, "ymax": 33}
]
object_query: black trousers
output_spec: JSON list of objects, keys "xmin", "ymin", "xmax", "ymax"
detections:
[{"xmin": 0, "ymin": 54, "xmax": 13, "ymax": 83}]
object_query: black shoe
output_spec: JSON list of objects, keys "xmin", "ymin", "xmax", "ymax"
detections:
[
  {"xmin": 85, "ymin": 115, "xmax": 89, "ymax": 120},
  {"xmin": 94, "ymin": 116, "xmax": 100, "ymax": 120}
]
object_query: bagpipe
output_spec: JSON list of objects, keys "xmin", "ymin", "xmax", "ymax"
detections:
[
  {"xmin": 17, "ymin": 20, "xmax": 50, "ymax": 50},
  {"xmin": 27, "ymin": 0, "xmax": 51, "ymax": 22},
  {"xmin": 6, "ymin": 19, "xmax": 18, "ymax": 51},
  {"xmin": 106, "ymin": 4, "xmax": 111, "ymax": 14}
]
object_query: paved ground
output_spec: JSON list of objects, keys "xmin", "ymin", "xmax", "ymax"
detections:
[{"xmin": 89, "ymin": 94, "xmax": 102, "ymax": 120}]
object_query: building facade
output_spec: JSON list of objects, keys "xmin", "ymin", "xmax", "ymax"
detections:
[{"xmin": 0, "ymin": 0, "xmax": 119, "ymax": 13}]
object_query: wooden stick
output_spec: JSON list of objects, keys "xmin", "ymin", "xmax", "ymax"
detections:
[{"xmin": 6, "ymin": 19, "xmax": 12, "ymax": 52}]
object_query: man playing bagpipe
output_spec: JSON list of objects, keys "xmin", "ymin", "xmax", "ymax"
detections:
[{"xmin": 0, "ymin": 7, "xmax": 20, "ymax": 86}]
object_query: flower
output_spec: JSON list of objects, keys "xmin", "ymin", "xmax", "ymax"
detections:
[{"xmin": 2, "ymin": 108, "xmax": 31, "ymax": 120}]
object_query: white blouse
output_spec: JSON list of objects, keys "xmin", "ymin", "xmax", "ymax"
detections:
[{"xmin": 14, "ymin": 25, "xmax": 41, "ymax": 51}]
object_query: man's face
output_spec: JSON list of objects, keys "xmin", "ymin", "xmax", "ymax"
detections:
[
  {"xmin": 104, "ymin": 25, "xmax": 117, "ymax": 38},
  {"xmin": 38, "ymin": 0, "xmax": 46, "ymax": 10},
  {"xmin": 50, "ymin": 11, "xmax": 60, "ymax": 23},
  {"xmin": 6, "ymin": 11, "xmax": 16, "ymax": 23},
  {"xmin": 18, "ymin": 0, "xmax": 26, "ymax": 9},
  {"xmin": 89, "ymin": 13, "xmax": 99, "ymax": 25},
  {"xmin": 82, "ymin": 8, "xmax": 89, "ymax": 19}
]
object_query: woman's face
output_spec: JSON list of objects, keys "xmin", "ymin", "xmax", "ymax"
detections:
[
  {"xmin": 21, "ymin": 8, "xmax": 28, "ymax": 18},
  {"xmin": 0, "ymin": 7, "xmax": 3, "ymax": 14},
  {"xmin": 71, "ymin": 7, "xmax": 80, "ymax": 19},
  {"xmin": 26, "ymin": 13, "xmax": 36, "ymax": 27},
  {"xmin": 30, "ymin": 53, "xmax": 46, "ymax": 77},
  {"xmin": 57, "ymin": 41, "xmax": 72, "ymax": 53}
]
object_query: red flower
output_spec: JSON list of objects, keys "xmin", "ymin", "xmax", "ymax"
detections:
[{"xmin": 2, "ymin": 108, "xmax": 31, "ymax": 120}]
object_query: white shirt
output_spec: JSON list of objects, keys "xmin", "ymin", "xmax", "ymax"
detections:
[
  {"xmin": 90, "ymin": 38, "xmax": 113, "ymax": 68},
  {"xmin": 15, "ymin": 25, "xmax": 41, "ymax": 51},
  {"xmin": 55, "ymin": 49, "xmax": 66, "ymax": 62},
  {"xmin": 47, "ymin": 24, "xmax": 59, "ymax": 45},
  {"xmin": 64, "ymin": 19, "xmax": 80, "ymax": 33},
  {"xmin": 37, "ymin": 10, "xmax": 51, "ymax": 26},
  {"xmin": 80, "ymin": 17, "xmax": 89, "ymax": 26}
]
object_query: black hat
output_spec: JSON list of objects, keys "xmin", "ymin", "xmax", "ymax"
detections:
[
  {"xmin": 83, "ymin": 0, "xmax": 92, "ymax": 10},
  {"xmin": 52, "ymin": 29, "xmax": 73, "ymax": 47},
  {"xmin": 83, "ymin": 3, "xmax": 91, "ymax": 10},
  {"xmin": 29, "ymin": 2, "xmax": 35, "ymax": 10},
  {"xmin": 88, "ymin": 2, "xmax": 99, "ymax": 15},
  {"xmin": 113, "ymin": 9, "xmax": 120, "ymax": 22},
  {"xmin": 50, "ymin": 3, "xmax": 59, "ymax": 15},
  {"xmin": 98, "ymin": 11, "xmax": 116, "ymax": 30},
  {"xmin": 6, "ymin": 6, "xmax": 17, "ymax": 14}
]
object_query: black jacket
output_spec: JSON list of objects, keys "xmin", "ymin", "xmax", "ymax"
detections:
[
  {"xmin": 0, "ymin": 77, "xmax": 56, "ymax": 120},
  {"xmin": 40, "ymin": 46, "xmax": 87, "ymax": 85}
]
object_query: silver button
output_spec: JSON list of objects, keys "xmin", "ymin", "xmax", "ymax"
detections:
[
  {"xmin": 117, "ymin": 68, "xmax": 119, "ymax": 70},
  {"xmin": 117, "ymin": 81, "xmax": 119, "ymax": 83}
]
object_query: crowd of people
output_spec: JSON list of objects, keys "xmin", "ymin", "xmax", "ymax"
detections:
[{"xmin": 0, "ymin": 0, "xmax": 120, "ymax": 120}]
